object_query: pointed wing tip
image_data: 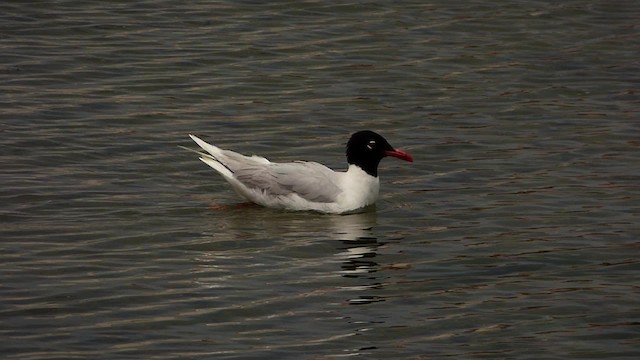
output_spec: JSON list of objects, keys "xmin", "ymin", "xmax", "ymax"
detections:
[{"xmin": 189, "ymin": 134, "xmax": 208, "ymax": 147}]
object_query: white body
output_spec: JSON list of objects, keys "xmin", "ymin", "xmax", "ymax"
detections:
[{"xmin": 188, "ymin": 135, "xmax": 379, "ymax": 214}]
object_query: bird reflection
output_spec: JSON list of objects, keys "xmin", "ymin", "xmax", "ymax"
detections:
[
  {"xmin": 337, "ymin": 236, "xmax": 380, "ymax": 278},
  {"xmin": 196, "ymin": 206, "xmax": 389, "ymax": 306},
  {"xmin": 329, "ymin": 211, "xmax": 386, "ymax": 305}
]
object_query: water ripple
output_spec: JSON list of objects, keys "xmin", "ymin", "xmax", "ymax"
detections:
[{"xmin": 2, "ymin": 0, "xmax": 639, "ymax": 359}]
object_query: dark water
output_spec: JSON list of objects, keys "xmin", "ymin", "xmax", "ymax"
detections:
[{"xmin": 2, "ymin": 1, "xmax": 639, "ymax": 359}]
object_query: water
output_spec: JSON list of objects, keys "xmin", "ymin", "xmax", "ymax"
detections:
[{"xmin": 2, "ymin": 1, "xmax": 639, "ymax": 359}]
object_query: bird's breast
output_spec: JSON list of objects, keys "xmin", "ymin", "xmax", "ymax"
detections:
[{"xmin": 337, "ymin": 165, "xmax": 380, "ymax": 210}]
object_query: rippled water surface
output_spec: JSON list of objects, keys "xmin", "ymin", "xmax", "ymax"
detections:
[{"xmin": 2, "ymin": 1, "xmax": 639, "ymax": 359}]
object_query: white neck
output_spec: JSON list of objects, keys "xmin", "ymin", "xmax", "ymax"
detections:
[{"xmin": 336, "ymin": 165, "xmax": 380, "ymax": 211}]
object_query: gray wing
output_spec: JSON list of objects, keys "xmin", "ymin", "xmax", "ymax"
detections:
[{"xmin": 234, "ymin": 161, "xmax": 343, "ymax": 203}]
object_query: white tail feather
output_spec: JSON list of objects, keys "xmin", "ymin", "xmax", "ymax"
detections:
[
  {"xmin": 189, "ymin": 134, "xmax": 223, "ymax": 158},
  {"xmin": 198, "ymin": 157, "xmax": 234, "ymax": 179},
  {"xmin": 184, "ymin": 135, "xmax": 235, "ymax": 179}
]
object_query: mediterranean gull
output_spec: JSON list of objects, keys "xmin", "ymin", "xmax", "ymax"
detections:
[{"xmin": 183, "ymin": 130, "xmax": 413, "ymax": 214}]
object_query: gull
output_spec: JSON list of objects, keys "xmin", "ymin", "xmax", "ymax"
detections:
[{"xmin": 183, "ymin": 130, "xmax": 412, "ymax": 214}]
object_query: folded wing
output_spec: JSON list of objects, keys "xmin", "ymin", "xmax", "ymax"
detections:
[{"xmin": 234, "ymin": 161, "xmax": 342, "ymax": 203}]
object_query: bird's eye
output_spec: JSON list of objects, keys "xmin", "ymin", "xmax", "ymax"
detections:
[{"xmin": 366, "ymin": 140, "xmax": 376, "ymax": 150}]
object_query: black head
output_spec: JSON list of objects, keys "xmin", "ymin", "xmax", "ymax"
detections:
[{"xmin": 346, "ymin": 130, "xmax": 413, "ymax": 177}]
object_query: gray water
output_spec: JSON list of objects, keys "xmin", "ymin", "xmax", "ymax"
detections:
[{"xmin": 2, "ymin": 1, "xmax": 639, "ymax": 359}]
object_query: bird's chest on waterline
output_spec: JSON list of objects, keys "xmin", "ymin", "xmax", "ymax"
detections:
[{"xmin": 338, "ymin": 166, "xmax": 380, "ymax": 207}]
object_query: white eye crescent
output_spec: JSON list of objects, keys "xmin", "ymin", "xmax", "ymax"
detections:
[{"xmin": 367, "ymin": 140, "xmax": 376, "ymax": 150}]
